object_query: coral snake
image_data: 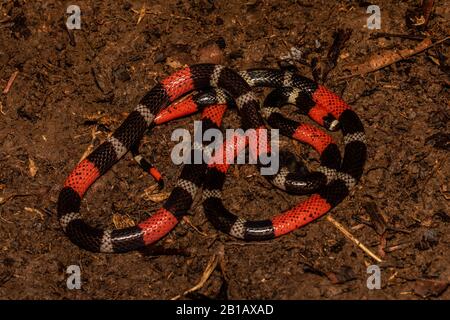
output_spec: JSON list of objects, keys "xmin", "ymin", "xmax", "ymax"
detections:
[{"xmin": 57, "ymin": 64, "xmax": 367, "ymax": 253}]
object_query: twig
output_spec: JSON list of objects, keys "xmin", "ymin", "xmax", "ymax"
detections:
[
  {"xmin": 0, "ymin": 193, "xmax": 34, "ymax": 206},
  {"xmin": 378, "ymin": 233, "xmax": 387, "ymax": 259},
  {"xmin": 3, "ymin": 70, "xmax": 19, "ymax": 94},
  {"xmin": 384, "ymin": 241, "xmax": 412, "ymax": 253},
  {"xmin": 369, "ymin": 32, "xmax": 428, "ymax": 41},
  {"xmin": 339, "ymin": 36, "xmax": 449, "ymax": 80},
  {"xmin": 78, "ymin": 127, "xmax": 101, "ymax": 163},
  {"xmin": 136, "ymin": 4, "xmax": 146, "ymax": 24},
  {"xmin": 326, "ymin": 215, "xmax": 383, "ymax": 263},
  {"xmin": 171, "ymin": 253, "xmax": 219, "ymax": 300},
  {"xmin": 182, "ymin": 216, "xmax": 208, "ymax": 237},
  {"xmin": 24, "ymin": 207, "xmax": 45, "ymax": 220}
]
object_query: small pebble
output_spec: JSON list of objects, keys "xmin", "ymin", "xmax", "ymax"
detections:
[
  {"xmin": 407, "ymin": 109, "xmax": 417, "ymax": 120},
  {"xmin": 198, "ymin": 43, "xmax": 224, "ymax": 64},
  {"xmin": 415, "ymin": 229, "xmax": 439, "ymax": 250},
  {"xmin": 114, "ymin": 64, "xmax": 130, "ymax": 82}
]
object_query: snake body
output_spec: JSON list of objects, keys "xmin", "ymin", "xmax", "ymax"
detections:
[
  {"xmin": 57, "ymin": 64, "xmax": 366, "ymax": 252},
  {"xmin": 203, "ymin": 69, "xmax": 367, "ymax": 240}
]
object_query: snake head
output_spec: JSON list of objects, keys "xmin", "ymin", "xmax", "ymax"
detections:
[{"xmin": 278, "ymin": 149, "xmax": 309, "ymax": 176}]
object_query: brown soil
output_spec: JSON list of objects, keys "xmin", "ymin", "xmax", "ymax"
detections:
[{"xmin": 0, "ymin": 0, "xmax": 449, "ymax": 300}]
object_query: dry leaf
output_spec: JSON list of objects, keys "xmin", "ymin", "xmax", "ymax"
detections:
[
  {"xmin": 24, "ymin": 207, "xmax": 44, "ymax": 220},
  {"xmin": 166, "ymin": 57, "xmax": 183, "ymax": 69},
  {"xmin": 339, "ymin": 52, "xmax": 350, "ymax": 60},
  {"xmin": 420, "ymin": 218, "xmax": 433, "ymax": 227},
  {"xmin": 182, "ymin": 216, "xmax": 208, "ymax": 236},
  {"xmin": 171, "ymin": 254, "xmax": 219, "ymax": 300},
  {"xmin": 363, "ymin": 202, "xmax": 387, "ymax": 235},
  {"xmin": 414, "ymin": 279, "xmax": 448, "ymax": 298},
  {"xmin": 143, "ymin": 191, "xmax": 171, "ymax": 203},
  {"xmin": 29, "ymin": 158, "xmax": 38, "ymax": 177},
  {"xmin": 112, "ymin": 214, "xmax": 135, "ymax": 228},
  {"xmin": 143, "ymin": 184, "xmax": 159, "ymax": 195},
  {"xmin": 140, "ymin": 183, "xmax": 169, "ymax": 202},
  {"xmin": 325, "ymin": 266, "xmax": 357, "ymax": 284},
  {"xmin": 347, "ymin": 38, "xmax": 432, "ymax": 74},
  {"xmin": 428, "ymin": 55, "xmax": 441, "ymax": 66},
  {"xmin": 79, "ymin": 127, "xmax": 100, "ymax": 163}
]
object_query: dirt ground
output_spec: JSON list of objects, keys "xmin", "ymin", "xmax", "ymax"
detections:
[{"xmin": 0, "ymin": 0, "xmax": 449, "ymax": 300}]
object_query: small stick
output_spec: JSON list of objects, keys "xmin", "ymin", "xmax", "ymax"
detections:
[
  {"xmin": 339, "ymin": 36, "xmax": 449, "ymax": 80},
  {"xmin": 137, "ymin": 4, "xmax": 146, "ymax": 25},
  {"xmin": 3, "ymin": 70, "xmax": 19, "ymax": 94},
  {"xmin": 171, "ymin": 254, "xmax": 219, "ymax": 300},
  {"xmin": 369, "ymin": 32, "xmax": 428, "ymax": 41},
  {"xmin": 326, "ymin": 215, "xmax": 383, "ymax": 263},
  {"xmin": 384, "ymin": 242, "xmax": 412, "ymax": 253},
  {"xmin": 0, "ymin": 193, "xmax": 34, "ymax": 206},
  {"xmin": 78, "ymin": 127, "xmax": 101, "ymax": 163},
  {"xmin": 182, "ymin": 216, "xmax": 208, "ymax": 237}
]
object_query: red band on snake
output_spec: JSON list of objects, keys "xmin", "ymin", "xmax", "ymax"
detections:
[{"xmin": 56, "ymin": 64, "xmax": 366, "ymax": 252}]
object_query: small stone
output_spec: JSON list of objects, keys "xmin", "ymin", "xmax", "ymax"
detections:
[
  {"xmin": 407, "ymin": 109, "xmax": 417, "ymax": 120},
  {"xmin": 415, "ymin": 229, "xmax": 439, "ymax": 250},
  {"xmin": 114, "ymin": 64, "xmax": 131, "ymax": 82},
  {"xmin": 198, "ymin": 43, "xmax": 224, "ymax": 64}
]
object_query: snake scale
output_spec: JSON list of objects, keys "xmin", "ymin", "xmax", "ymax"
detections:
[{"xmin": 57, "ymin": 64, "xmax": 366, "ymax": 253}]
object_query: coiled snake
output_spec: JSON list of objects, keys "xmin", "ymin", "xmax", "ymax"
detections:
[{"xmin": 57, "ymin": 64, "xmax": 366, "ymax": 252}]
